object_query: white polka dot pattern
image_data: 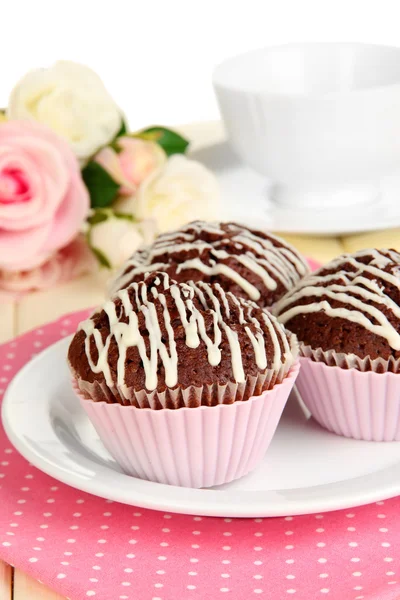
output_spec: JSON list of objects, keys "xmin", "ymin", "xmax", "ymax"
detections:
[{"xmin": 0, "ymin": 309, "xmax": 398, "ymax": 600}]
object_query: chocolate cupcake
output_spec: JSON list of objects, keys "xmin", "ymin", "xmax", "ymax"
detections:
[
  {"xmin": 109, "ymin": 221, "xmax": 310, "ymax": 308},
  {"xmin": 69, "ymin": 272, "xmax": 299, "ymax": 487},
  {"xmin": 70, "ymin": 272, "xmax": 298, "ymax": 406},
  {"xmin": 275, "ymin": 249, "xmax": 400, "ymax": 441}
]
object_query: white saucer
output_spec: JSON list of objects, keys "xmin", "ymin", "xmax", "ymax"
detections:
[
  {"xmin": 191, "ymin": 141, "xmax": 400, "ymax": 235},
  {"xmin": 3, "ymin": 336, "xmax": 400, "ymax": 518}
]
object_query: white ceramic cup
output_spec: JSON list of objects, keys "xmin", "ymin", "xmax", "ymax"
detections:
[{"xmin": 213, "ymin": 43, "xmax": 400, "ymax": 209}]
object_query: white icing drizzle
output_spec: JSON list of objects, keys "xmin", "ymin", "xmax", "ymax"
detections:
[
  {"xmin": 245, "ymin": 322, "xmax": 267, "ymax": 370},
  {"xmin": 110, "ymin": 221, "xmax": 309, "ymax": 299},
  {"xmin": 276, "ymin": 249, "xmax": 400, "ymax": 351},
  {"xmin": 176, "ymin": 257, "xmax": 262, "ymax": 301},
  {"xmin": 214, "ymin": 283, "xmax": 231, "ymax": 319},
  {"xmin": 221, "ymin": 324, "xmax": 245, "ymax": 382},
  {"xmin": 261, "ymin": 313, "xmax": 283, "ymax": 371},
  {"xmin": 80, "ymin": 318, "xmax": 113, "ymax": 385},
  {"xmin": 79, "ymin": 273, "xmax": 293, "ymax": 393},
  {"xmin": 170, "ymin": 284, "xmax": 200, "ymax": 348},
  {"xmin": 235, "ymin": 253, "xmax": 278, "ymax": 291},
  {"xmin": 229, "ymin": 295, "xmax": 246, "ymax": 324},
  {"xmin": 232, "ymin": 233, "xmax": 301, "ymax": 288}
]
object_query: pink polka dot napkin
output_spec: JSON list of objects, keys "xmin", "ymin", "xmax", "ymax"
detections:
[{"xmin": 0, "ymin": 303, "xmax": 399, "ymax": 600}]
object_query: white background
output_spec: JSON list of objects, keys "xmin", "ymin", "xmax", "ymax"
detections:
[{"xmin": 1, "ymin": 0, "xmax": 400, "ymax": 129}]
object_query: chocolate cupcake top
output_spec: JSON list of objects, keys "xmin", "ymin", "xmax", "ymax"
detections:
[
  {"xmin": 69, "ymin": 272, "xmax": 297, "ymax": 399},
  {"xmin": 274, "ymin": 249, "xmax": 400, "ymax": 362},
  {"xmin": 109, "ymin": 221, "xmax": 309, "ymax": 307}
]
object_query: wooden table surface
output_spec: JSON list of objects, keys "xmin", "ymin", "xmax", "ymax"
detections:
[{"xmin": 1, "ymin": 121, "xmax": 400, "ymax": 599}]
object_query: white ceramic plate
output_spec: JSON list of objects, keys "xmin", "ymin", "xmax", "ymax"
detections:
[
  {"xmin": 3, "ymin": 337, "xmax": 400, "ymax": 518},
  {"xmin": 191, "ymin": 141, "xmax": 400, "ymax": 235}
]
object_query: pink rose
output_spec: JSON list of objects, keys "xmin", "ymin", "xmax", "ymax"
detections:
[
  {"xmin": 0, "ymin": 235, "xmax": 95, "ymax": 300},
  {"xmin": 0, "ymin": 121, "xmax": 89, "ymax": 271},
  {"xmin": 94, "ymin": 137, "xmax": 166, "ymax": 195}
]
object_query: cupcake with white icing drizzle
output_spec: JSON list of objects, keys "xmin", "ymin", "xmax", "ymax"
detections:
[
  {"xmin": 275, "ymin": 249, "xmax": 400, "ymax": 441},
  {"xmin": 68, "ymin": 272, "xmax": 300, "ymax": 487},
  {"xmin": 70, "ymin": 272, "xmax": 298, "ymax": 407},
  {"xmin": 109, "ymin": 221, "xmax": 310, "ymax": 308}
]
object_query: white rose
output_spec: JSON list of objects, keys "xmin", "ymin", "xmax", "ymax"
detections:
[
  {"xmin": 90, "ymin": 212, "xmax": 156, "ymax": 270},
  {"xmin": 7, "ymin": 61, "xmax": 121, "ymax": 162},
  {"xmin": 135, "ymin": 155, "xmax": 220, "ymax": 233}
]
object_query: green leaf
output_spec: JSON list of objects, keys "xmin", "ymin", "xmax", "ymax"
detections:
[
  {"xmin": 110, "ymin": 139, "xmax": 122, "ymax": 153},
  {"xmin": 82, "ymin": 162, "xmax": 120, "ymax": 209},
  {"xmin": 134, "ymin": 126, "xmax": 189, "ymax": 156},
  {"xmin": 116, "ymin": 117, "xmax": 127, "ymax": 138},
  {"xmin": 109, "ymin": 117, "xmax": 128, "ymax": 152},
  {"xmin": 113, "ymin": 211, "xmax": 135, "ymax": 222},
  {"xmin": 87, "ymin": 210, "xmax": 109, "ymax": 226},
  {"xmin": 91, "ymin": 246, "xmax": 111, "ymax": 269}
]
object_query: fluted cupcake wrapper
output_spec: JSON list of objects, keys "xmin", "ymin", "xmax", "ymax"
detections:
[
  {"xmin": 73, "ymin": 363, "xmax": 299, "ymax": 488},
  {"xmin": 301, "ymin": 345, "xmax": 400, "ymax": 373},
  {"xmin": 73, "ymin": 356, "xmax": 295, "ymax": 409},
  {"xmin": 296, "ymin": 357, "xmax": 400, "ymax": 441}
]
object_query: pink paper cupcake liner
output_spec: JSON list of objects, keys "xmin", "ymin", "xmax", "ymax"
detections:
[
  {"xmin": 296, "ymin": 357, "xmax": 400, "ymax": 441},
  {"xmin": 301, "ymin": 344, "xmax": 400, "ymax": 373},
  {"xmin": 73, "ymin": 356, "xmax": 296, "ymax": 408},
  {"xmin": 73, "ymin": 362, "xmax": 299, "ymax": 488}
]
